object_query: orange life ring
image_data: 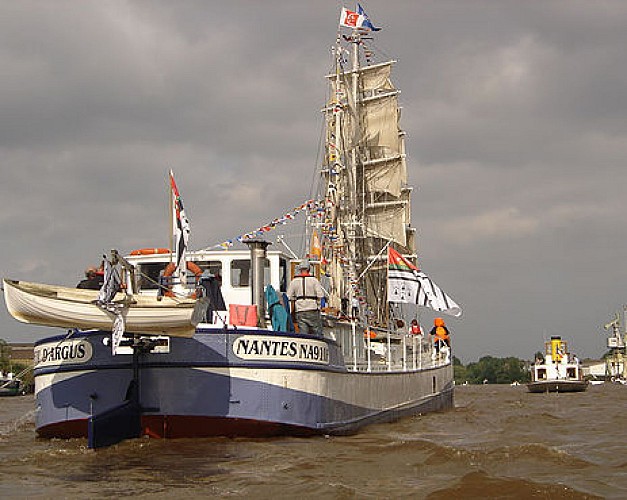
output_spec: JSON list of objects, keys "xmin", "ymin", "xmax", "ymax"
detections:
[
  {"xmin": 162, "ymin": 261, "xmax": 203, "ymax": 297},
  {"xmin": 130, "ymin": 248, "xmax": 171, "ymax": 256}
]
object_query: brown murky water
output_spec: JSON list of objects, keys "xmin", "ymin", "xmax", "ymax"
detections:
[{"xmin": 1, "ymin": 384, "xmax": 625, "ymax": 498}]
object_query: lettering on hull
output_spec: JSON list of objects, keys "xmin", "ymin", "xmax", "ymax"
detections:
[
  {"xmin": 232, "ymin": 335, "xmax": 329, "ymax": 365},
  {"xmin": 34, "ymin": 339, "xmax": 93, "ymax": 367}
]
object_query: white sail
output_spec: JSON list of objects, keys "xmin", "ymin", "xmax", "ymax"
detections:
[{"xmin": 316, "ymin": 28, "xmax": 456, "ymax": 324}]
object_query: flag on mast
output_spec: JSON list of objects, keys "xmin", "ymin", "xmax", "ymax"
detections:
[
  {"xmin": 169, "ymin": 170, "xmax": 191, "ymax": 284},
  {"xmin": 339, "ymin": 7, "xmax": 365, "ymax": 29},
  {"xmin": 357, "ymin": 4, "xmax": 381, "ymax": 31},
  {"xmin": 387, "ymin": 247, "xmax": 462, "ymax": 317}
]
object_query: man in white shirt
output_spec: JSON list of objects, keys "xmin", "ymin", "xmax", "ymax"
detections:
[{"xmin": 287, "ymin": 261, "xmax": 325, "ymax": 337}]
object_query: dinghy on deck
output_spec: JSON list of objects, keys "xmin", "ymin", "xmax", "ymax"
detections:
[{"xmin": 3, "ymin": 279, "xmax": 205, "ymax": 337}]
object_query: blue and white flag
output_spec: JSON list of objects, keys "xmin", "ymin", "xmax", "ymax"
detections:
[{"xmin": 357, "ymin": 3, "xmax": 381, "ymax": 31}]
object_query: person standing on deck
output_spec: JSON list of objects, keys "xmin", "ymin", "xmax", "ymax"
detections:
[
  {"xmin": 429, "ymin": 317, "xmax": 451, "ymax": 354},
  {"xmin": 287, "ymin": 260, "xmax": 325, "ymax": 337},
  {"xmin": 77, "ymin": 265, "xmax": 104, "ymax": 290},
  {"xmin": 410, "ymin": 319, "xmax": 422, "ymax": 335}
]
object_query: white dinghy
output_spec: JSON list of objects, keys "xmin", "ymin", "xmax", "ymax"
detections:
[{"xmin": 3, "ymin": 278, "xmax": 205, "ymax": 338}]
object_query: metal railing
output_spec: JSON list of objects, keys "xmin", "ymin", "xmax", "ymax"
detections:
[{"xmin": 329, "ymin": 321, "xmax": 450, "ymax": 373}]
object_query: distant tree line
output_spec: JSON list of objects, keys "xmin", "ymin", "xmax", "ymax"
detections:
[{"xmin": 454, "ymin": 355, "xmax": 530, "ymax": 384}]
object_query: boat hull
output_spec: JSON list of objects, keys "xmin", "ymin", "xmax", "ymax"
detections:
[
  {"xmin": 3, "ymin": 279, "xmax": 204, "ymax": 337},
  {"xmin": 0, "ymin": 386, "xmax": 23, "ymax": 397},
  {"xmin": 34, "ymin": 329, "xmax": 453, "ymax": 440},
  {"xmin": 526, "ymin": 380, "xmax": 589, "ymax": 393}
]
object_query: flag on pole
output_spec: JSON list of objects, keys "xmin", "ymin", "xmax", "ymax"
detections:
[
  {"xmin": 357, "ymin": 3, "xmax": 381, "ymax": 31},
  {"xmin": 310, "ymin": 230, "xmax": 322, "ymax": 259},
  {"xmin": 388, "ymin": 247, "xmax": 462, "ymax": 317},
  {"xmin": 339, "ymin": 7, "xmax": 365, "ymax": 29},
  {"xmin": 169, "ymin": 170, "xmax": 191, "ymax": 283}
]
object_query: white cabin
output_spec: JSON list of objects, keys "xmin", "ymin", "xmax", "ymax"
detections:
[
  {"xmin": 126, "ymin": 248, "xmax": 293, "ymax": 309},
  {"xmin": 532, "ymin": 336, "xmax": 583, "ymax": 382}
]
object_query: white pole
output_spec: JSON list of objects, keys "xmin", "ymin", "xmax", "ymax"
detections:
[
  {"xmin": 402, "ymin": 333, "xmax": 406, "ymax": 371},
  {"xmin": 387, "ymin": 328, "xmax": 391, "ymax": 372},
  {"xmin": 352, "ymin": 320, "xmax": 357, "ymax": 371},
  {"xmin": 367, "ymin": 322, "xmax": 371, "ymax": 372},
  {"xmin": 412, "ymin": 334, "xmax": 416, "ymax": 370}
]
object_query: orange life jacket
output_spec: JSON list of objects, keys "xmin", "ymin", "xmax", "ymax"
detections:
[{"xmin": 434, "ymin": 325, "xmax": 449, "ymax": 343}]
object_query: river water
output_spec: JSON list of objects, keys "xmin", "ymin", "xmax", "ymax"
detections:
[{"xmin": 0, "ymin": 384, "xmax": 625, "ymax": 499}]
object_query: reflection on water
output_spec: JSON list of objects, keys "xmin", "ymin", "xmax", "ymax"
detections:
[{"xmin": 1, "ymin": 385, "xmax": 625, "ymax": 498}]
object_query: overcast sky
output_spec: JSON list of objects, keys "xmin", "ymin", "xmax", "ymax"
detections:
[{"xmin": 2, "ymin": 1, "xmax": 627, "ymax": 362}]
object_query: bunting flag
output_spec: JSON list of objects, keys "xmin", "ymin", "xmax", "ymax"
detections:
[
  {"xmin": 208, "ymin": 200, "xmax": 320, "ymax": 250},
  {"xmin": 169, "ymin": 170, "xmax": 191, "ymax": 281},
  {"xmin": 388, "ymin": 247, "xmax": 462, "ymax": 317},
  {"xmin": 357, "ymin": 3, "xmax": 381, "ymax": 31}
]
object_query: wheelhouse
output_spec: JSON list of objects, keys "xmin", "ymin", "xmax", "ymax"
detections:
[{"xmin": 126, "ymin": 248, "xmax": 292, "ymax": 309}]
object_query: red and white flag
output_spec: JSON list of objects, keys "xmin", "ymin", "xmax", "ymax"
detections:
[{"xmin": 339, "ymin": 8, "xmax": 365, "ymax": 29}]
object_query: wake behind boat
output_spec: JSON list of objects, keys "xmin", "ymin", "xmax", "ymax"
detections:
[
  {"xmin": 527, "ymin": 336, "xmax": 588, "ymax": 393},
  {"xmin": 5, "ymin": 6, "xmax": 463, "ymax": 448}
]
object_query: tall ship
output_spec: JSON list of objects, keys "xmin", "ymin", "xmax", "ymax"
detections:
[{"xmin": 3, "ymin": 6, "xmax": 462, "ymax": 448}]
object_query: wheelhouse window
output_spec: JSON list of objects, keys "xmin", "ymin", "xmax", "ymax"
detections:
[
  {"xmin": 195, "ymin": 261, "xmax": 223, "ymax": 280},
  {"xmin": 231, "ymin": 260, "xmax": 251, "ymax": 287},
  {"xmin": 230, "ymin": 259, "xmax": 270, "ymax": 288}
]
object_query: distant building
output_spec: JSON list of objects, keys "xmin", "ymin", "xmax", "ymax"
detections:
[
  {"xmin": 582, "ymin": 360, "xmax": 608, "ymax": 379},
  {"xmin": 6, "ymin": 343, "xmax": 34, "ymax": 367}
]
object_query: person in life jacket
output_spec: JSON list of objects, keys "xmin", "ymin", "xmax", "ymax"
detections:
[
  {"xmin": 410, "ymin": 319, "xmax": 422, "ymax": 335},
  {"xmin": 76, "ymin": 264, "xmax": 104, "ymax": 290},
  {"xmin": 429, "ymin": 317, "xmax": 451, "ymax": 353},
  {"xmin": 287, "ymin": 260, "xmax": 326, "ymax": 337}
]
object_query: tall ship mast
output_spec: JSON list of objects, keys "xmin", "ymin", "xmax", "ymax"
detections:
[{"xmin": 316, "ymin": 20, "xmax": 413, "ymax": 325}]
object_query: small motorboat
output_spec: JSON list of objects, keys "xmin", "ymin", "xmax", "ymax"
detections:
[{"xmin": 0, "ymin": 372, "xmax": 24, "ymax": 397}]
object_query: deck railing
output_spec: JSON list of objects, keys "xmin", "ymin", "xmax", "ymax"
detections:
[{"xmin": 329, "ymin": 321, "xmax": 450, "ymax": 373}]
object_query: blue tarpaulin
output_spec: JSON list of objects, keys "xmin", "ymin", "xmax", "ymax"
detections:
[{"xmin": 265, "ymin": 285, "xmax": 294, "ymax": 332}]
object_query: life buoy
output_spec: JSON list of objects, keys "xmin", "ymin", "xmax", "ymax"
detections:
[
  {"xmin": 162, "ymin": 261, "xmax": 203, "ymax": 297},
  {"xmin": 130, "ymin": 248, "xmax": 171, "ymax": 256}
]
